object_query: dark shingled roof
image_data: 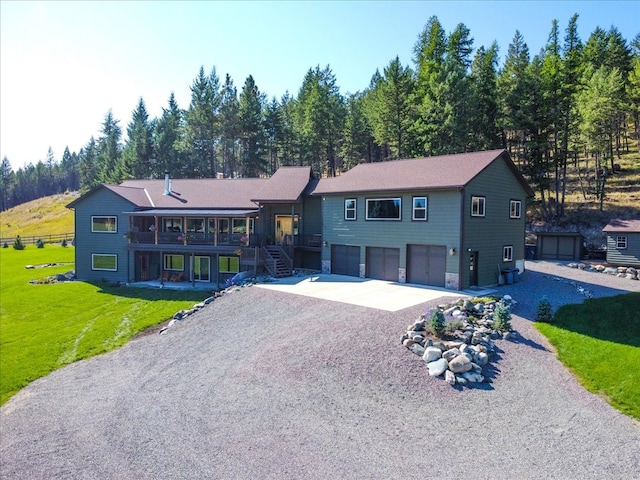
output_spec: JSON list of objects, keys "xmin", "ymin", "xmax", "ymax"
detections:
[
  {"xmin": 603, "ymin": 219, "xmax": 640, "ymax": 233},
  {"xmin": 251, "ymin": 166, "xmax": 312, "ymax": 203},
  {"xmin": 313, "ymin": 149, "xmax": 533, "ymax": 196},
  {"xmin": 117, "ymin": 178, "xmax": 268, "ymax": 209}
]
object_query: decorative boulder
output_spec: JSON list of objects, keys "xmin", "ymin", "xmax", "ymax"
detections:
[
  {"xmin": 422, "ymin": 346, "xmax": 443, "ymax": 363},
  {"xmin": 448, "ymin": 354, "xmax": 473, "ymax": 374},
  {"xmin": 427, "ymin": 358, "xmax": 449, "ymax": 376}
]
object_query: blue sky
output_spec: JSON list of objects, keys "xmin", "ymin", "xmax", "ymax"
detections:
[{"xmin": 1, "ymin": 1, "xmax": 638, "ymax": 171}]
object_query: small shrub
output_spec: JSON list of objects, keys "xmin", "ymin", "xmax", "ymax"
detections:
[
  {"xmin": 13, "ymin": 236, "xmax": 25, "ymax": 250},
  {"xmin": 428, "ymin": 309, "xmax": 446, "ymax": 337},
  {"xmin": 444, "ymin": 319, "xmax": 464, "ymax": 335},
  {"xmin": 2, "ymin": 242, "xmax": 8, "ymax": 248},
  {"xmin": 36, "ymin": 239, "xmax": 45, "ymax": 248},
  {"xmin": 61, "ymin": 239, "xmax": 67, "ymax": 247},
  {"xmin": 493, "ymin": 302, "xmax": 512, "ymax": 332},
  {"xmin": 535, "ymin": 296, "xmax": 554, "ymax": 323}
]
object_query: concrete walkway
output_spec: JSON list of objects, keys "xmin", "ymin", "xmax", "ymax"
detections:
[{"xmin": 256, "ymin": 274, "xmax": 494, "ymax": 311}]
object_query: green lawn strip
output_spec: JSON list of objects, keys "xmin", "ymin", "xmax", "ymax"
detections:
[
  {"xmin": 0, "ymin": 246, "xmax": 209, "ymax": 405},
  {"xmin": 535, "ymin": 293, "xmax": 640, "ymax": 420}
]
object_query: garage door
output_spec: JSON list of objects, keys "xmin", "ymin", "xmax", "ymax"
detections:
[
  {"xmin": 540, "ymin": 235, "xmax": 580, "ymax": 260},
  {"xmin": 406, "ymin": 244, "xmax": 446, "ymax": 287},
  {"xmin": 366, "ymin": 247, "xmax": 400, "ymax": 281},
  {"xmin": 331, "ymin": 244, "xmax": 360, "ymax": 277}
]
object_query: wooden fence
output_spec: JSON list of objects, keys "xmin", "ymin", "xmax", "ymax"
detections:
[{"xmin": 1, "ymin": 233, "xmax": 74, "ymax": 246}]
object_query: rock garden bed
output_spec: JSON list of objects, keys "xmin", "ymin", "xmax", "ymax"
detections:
[{"xmin": 402, "ymin": 295, "xmax": 517, "ymax": 387}]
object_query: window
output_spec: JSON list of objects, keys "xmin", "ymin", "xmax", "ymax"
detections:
[
  {"xmin": 162, "ymin": 218, "xmax": 183, "ymax": 232},
  {"xmin": 345, "ymin": 199, "xmax": 356, "ymax": 220},
  {"xmin": 92, "ymin": 216, "xmax": 117, "ymax": 233},
  {"xmin": 366, "ymin": 198, "xmax": 401, "ymax": 220},
  {"xmin": 503, "ymin": 246, "xmax": 513, "ymax": 262},
  {"xmin": 92, "ymin": 254, "xmax": 117, "ymax": 271},
  {"xmin": 164, "ymin": 254, "xmax": 184, "ymax": 271},
  {"xmin": 471, "ymin": 197, "xmax": 485, "ymax": 217},
  {"xmin": 412, "ymin": 197, "xmax": 428, "ymax": 221},
  {"xmin": 219, "ymin": 256, "xmax": 239, "ymax": 273},
  {"xmin": 616, "ymin": 236, "xmax": 628, "ymax": 249},
  {"xmin": 232, "ymin": 218, "xmax": 246, "ymax": 233},
  {"xmin": 187, "ymin": 218, "xmax": 205, "ymax": 232},
  {"xmin": 510, "ymin": 200, "xmax": 522, "ymax": 219}
]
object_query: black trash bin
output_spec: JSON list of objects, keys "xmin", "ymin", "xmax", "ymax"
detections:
[{"xmin": 525, "ymin": 244, "xmax": 536, "ymax": 260}]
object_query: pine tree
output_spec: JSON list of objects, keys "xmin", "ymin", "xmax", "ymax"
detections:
[
  {"xmin": 122, "ymin": 97, "xmax": 154, "ymax": 179},
  {"xmin": 153, "ymin": 92, "xmax": 184, "ymax": 178},
  {"xmin": 238, "ymin": 75, "xmax": 266, "ymax": 177},
  {"xmin": 0, "ymin": 156, "xmax": 14, "ymax": 211},
  {"xmin": 219, "ymin": 74, "xmax": 240, "ymax": 177},
  {"xmin": 79, "ymin": 137, "xmax": 100, "ymax": 189},
  {"xmin": 181, "ymin": 66, "xmax": 220, "ymax": 177},
  {"xmin": 363, "ymin": 57, "xmax": 415, "ymax": 159},
  {"xmin": 341, "ymin": 92, "xmax": 371, "ymax": 169},
  {"xmin": 97, "ymin": 110, "xmax": 123, "ymax": 183},
  {"xmin": 469, "ymin": 43, "xmax": 501, "ymax": 150}
]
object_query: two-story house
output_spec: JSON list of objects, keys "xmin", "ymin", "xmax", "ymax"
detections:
[{"xmin": 67, "ymin": 149, "xmax": 533, "ymax": 290}]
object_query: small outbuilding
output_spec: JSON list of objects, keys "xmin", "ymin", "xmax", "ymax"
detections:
[
  {"xmin": 535, "ymin": 232, "xmax": 584, "ymax": 261},
  {"xmin": 603, "ymin": 219, "xmax": 640, "ymax": 267}
]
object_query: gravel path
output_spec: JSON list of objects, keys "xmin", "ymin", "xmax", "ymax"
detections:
[{"xmin": 1, "ymin": 262, "xmax": 639, "ymax": 479}]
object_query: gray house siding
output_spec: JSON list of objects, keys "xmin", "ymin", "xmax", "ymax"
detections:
[
  {"xmin": 72, "ymin": 188, "xmax": 136, "ymax": 283},
  {"xmin": 605, "ymin": 233, "xmax": 640, "ymax": 266},
  {"xmin": 462, "ymin": 157, "xmax": 528, "ymax": 289},
  {"xmin": 320, "ymin": 189, "xmax": 461, "ymax": 285}
]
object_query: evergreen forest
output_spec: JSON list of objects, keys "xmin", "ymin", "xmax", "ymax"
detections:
[{"xmin": 2, "ymin": 14, "xmax": 639, "ymax": 224}]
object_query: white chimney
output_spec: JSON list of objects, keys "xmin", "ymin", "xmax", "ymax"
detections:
[{"xmin": 164, "ymin": 172, "xmax": 171, "ymax": 195}]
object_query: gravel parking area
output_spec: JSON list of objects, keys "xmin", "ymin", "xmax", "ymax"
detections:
[{"xmin": 1, "ymin": 262, "xmax": 638, "ymax": 479}]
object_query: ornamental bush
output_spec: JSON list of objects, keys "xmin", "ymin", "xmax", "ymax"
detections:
[
  {"xmin": 13, "ymin": 236, "xmax": 25, "ymax": 250},
  {"xmin": 493, "ymin": 302, "xmax": 512, "ymax": 332},
  {"xmin": 428, "ymin": 308, "xmax": 446, "ymax": 337},
  {"xmin": 535, "ymin": 296, "xmax": 554, "ymax": 323},
  {"xmin": 36, "ymin": 239, "xmax": 45, "ymax": 248}
]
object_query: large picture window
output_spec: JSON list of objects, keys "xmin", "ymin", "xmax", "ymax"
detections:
[
  {"xmin": 412, "ymin": 197, "xmax": 428, "ymax": 221},
  {"xmin": 510, "ymin": 200, "xmax": 522, "ymax": 219},
  {"xmin": 345, "ymin": 199, "xmax": 357, "ymax": 220},
  {"xmin": 366, "ymin": 198, "xmax": 401, "ymax": 220},
  {"xmin": 219, "ymin": 256, "xmax": 240, "ymax": 273},
  {"xmin": 91, "ymin": 216, "xmax": 117, "ymax": 233},
  {"xmin": 471, "ymin": 196, "xmax": 486, "ymax": 217},
  {"xmin": 164, "ymin": 254, "xmax": 184, "ymax": 271},
  {"xmin": 92, "ymin": 254, "xmax": 117, "ymax": 271}
]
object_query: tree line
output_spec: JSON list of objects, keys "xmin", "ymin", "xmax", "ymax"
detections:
[{"xmin": 1, "ymin": 14, "xmax": 638, "ymax": 221}]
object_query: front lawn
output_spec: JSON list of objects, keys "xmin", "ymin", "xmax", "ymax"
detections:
[
  {"xmin": 0, "ymin": 246, "xmax": 209, "ymax": 405},
  {"xmin": 535, "ymin": 292, "xmax": 640, "ymax": 420}
]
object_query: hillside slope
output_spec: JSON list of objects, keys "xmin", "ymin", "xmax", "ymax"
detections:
[{"xmin": 0, "ymin": 192, "xmax": 78, "ymax": 240}]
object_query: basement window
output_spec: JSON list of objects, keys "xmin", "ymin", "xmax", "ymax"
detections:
[{"xmin": 92, "ymin": 254, "xmax": 117, "ymax": 271}]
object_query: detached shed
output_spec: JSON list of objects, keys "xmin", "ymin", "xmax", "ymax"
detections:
[
  {"xmin": 603, "ymin": 219, "xmax": 640, "ymax": 267},
  {"xmin": 536, "ymin": 232, "xmax": 584, "ymax": 261}
]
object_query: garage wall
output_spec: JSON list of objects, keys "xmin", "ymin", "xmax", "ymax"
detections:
[{"xmin": 319, "ymin": 189, "xmax": 461, "ymax": 285}]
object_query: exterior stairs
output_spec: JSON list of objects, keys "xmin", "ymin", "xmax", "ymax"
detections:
[{"xmin": 263, "ymin": 245, "xmax": 293, "ymax": 278}]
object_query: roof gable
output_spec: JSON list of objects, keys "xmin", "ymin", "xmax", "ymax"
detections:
[
  {"xmin": 251, "ymin": 166, "xmax": 313, "ymax": 203},
  {"xmin": 313, "ymin": 149, "xmax": 533, "ymax": 196},
  {"xmin": 66, "ymin": 184, "xmax": 146, "ymax": 209}
]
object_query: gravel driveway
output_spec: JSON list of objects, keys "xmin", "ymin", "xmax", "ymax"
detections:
[{"xmin": 1, "ymin": 262, "xmax": 639, "ymax": 479}]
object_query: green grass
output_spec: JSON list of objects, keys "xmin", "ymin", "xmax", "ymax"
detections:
[
  {"xmin": 535, "ymin": 293, "xmax": 640, "ymax": 420},
  {"xmin": 0, "ymin": 245, "xmax": 209, "ymax": 405}
]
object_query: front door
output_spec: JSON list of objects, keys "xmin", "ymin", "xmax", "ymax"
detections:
[
  {"xmin": 194, "ymin": 256, "xmax": 210, "ymax": 282},
  {"xmin": 469, "ymin": 251, "xmax": 478, "ymax": 287},
  {"xmin": 275, "ymin": 215, "xmax": 298, "ymax": 245}
]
